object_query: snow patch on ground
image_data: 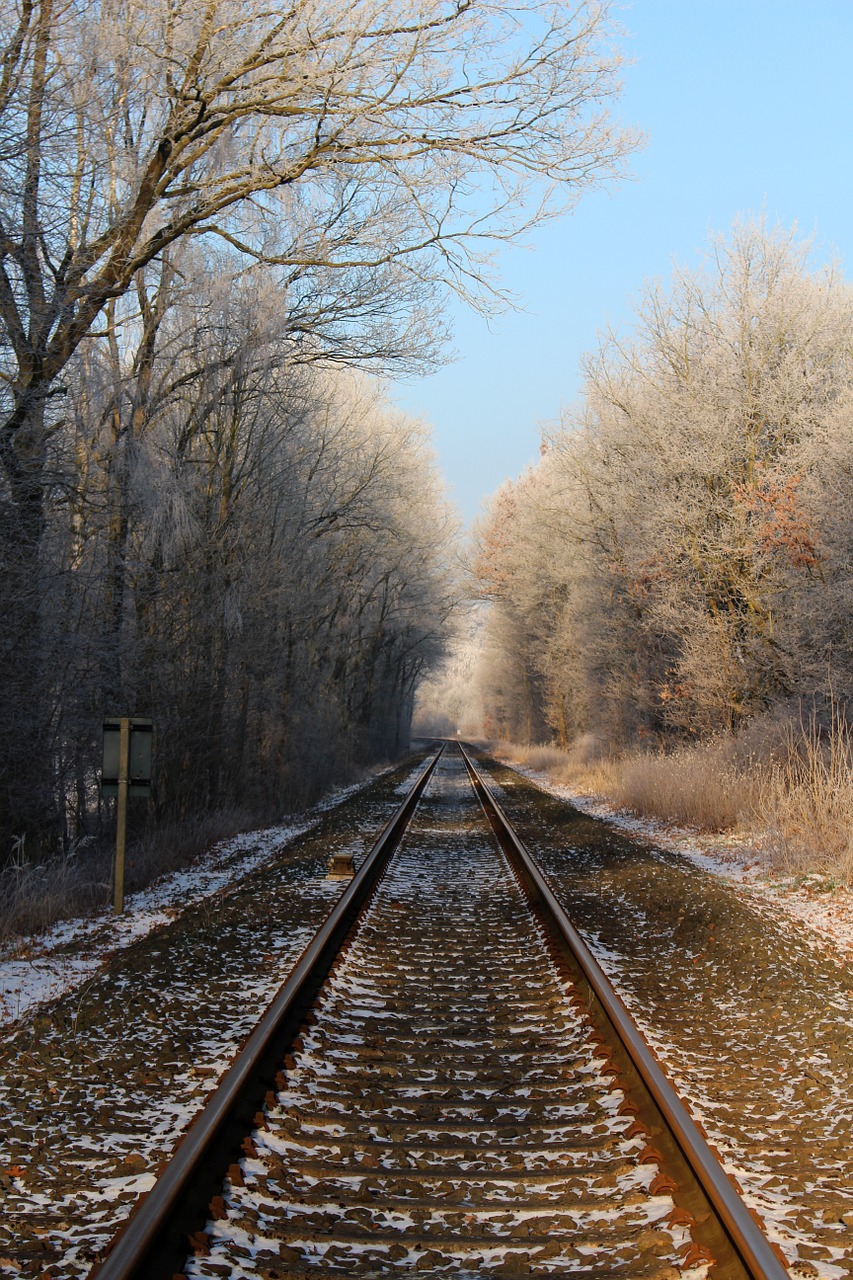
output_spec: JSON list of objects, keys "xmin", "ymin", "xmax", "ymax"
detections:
[
  {"xmin": 0, "ymin": 772, "xmax": 386, "ymax": 1030},
  {"xmin": 498, "ymin": 756, "xmax": 853, "ymax": 968}
]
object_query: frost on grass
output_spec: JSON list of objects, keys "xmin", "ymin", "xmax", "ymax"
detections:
[{"xmin": 502, "ymin": 754, "xmax": 853, "ymax": 967}]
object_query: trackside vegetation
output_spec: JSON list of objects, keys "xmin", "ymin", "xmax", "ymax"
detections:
[{"xmin": 462, "ymin": 221, "xmax": 853, "ymax": 878}]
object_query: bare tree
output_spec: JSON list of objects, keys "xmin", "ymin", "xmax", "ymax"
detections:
[{"xmin": 1, "ymin": 0, "xmax": 636, "ymax": 546}]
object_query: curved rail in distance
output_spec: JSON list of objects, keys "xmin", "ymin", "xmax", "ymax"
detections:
[
  {"xmin": 459, "ymin": 742, "xmax": 789, "ymax": 1280},
  {"xmin": 88, "ymin": 744, "xmax": 444, "ymax": 1280}
]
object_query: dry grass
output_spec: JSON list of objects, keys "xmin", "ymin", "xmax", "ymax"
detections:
[
  {"xmin": 611, "ymin": 741, "xmax": 762, "ymax": 832},
  {"xmin": 0, "ymin": 846, "xmax": 112, "ymax": 946},
  {"xmin": 760, "ymin": 717, "xmax": 853, "ymax": 881},
  {"xmin": 493, "ymin": 709, "xmax": 853, "ymax": 882},
  {"xmin": 496, "ymin": 736, "xmax": 622, "ymax": 794},
  {"xmin": 0, "ymin": 808, "xmax": 260, "ymax": 949},
  {"xmin": 495, "ymin": 735, "xmax": 759, "ymax": 832}
]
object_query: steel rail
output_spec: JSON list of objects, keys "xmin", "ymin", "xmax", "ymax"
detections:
[
  {"xmin": 88, "ymin": 744, "xmax": 444, "ymax": 1280},
  {"xmin": 460, "ymin": 742, "xmax": 790, "ymax": 1280}
]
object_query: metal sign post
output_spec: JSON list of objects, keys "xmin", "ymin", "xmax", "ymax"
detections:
[{"xmin": 102, "ymin": 718, "xmax": 153, "ymax": 914}]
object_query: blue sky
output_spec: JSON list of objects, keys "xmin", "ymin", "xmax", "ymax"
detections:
[{"xmin": 391, "ymin": 0, "xmax": 853, "ymax": 524}]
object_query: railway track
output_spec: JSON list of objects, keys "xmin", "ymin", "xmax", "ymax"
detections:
[{"xmin": 89, "ymin": 745, "xmax": 788, "ymax": 1280}]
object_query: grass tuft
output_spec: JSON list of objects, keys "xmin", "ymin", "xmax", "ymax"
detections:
[{"xmin": 761, "ymin": 714, "xmax": 853, "ymax": 880}]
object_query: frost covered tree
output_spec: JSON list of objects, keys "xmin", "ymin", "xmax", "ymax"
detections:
[
  {"xmin": 1, "ymin": 0, "xmax": 636, "ymax": 558},
  {"xmin": 53, "ymin": 322, "xmax": 460, "ymax": 836},
  {"xmin": 413, "ymin": 606, "xmax": 497, "ymax": 739},
  {"xmin": 472, "ymin": 474, "xmax": 555, "ymax": 741},
  {"xmin": 474, "ymin": 219, "xmax": 853, "ymax": 748},
  {"xmin": 578, "ymin": 220, "xmax": 853, "ymax": 734}
]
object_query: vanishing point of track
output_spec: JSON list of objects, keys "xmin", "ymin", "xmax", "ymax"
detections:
[{"xmin": 88, "ymin": 744, "xmax": 788, "ymax": 1280}]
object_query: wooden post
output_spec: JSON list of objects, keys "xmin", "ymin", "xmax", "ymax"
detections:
[{"xmin": 114, "ymin": 716, "xmax": 130, "ymax": 914}]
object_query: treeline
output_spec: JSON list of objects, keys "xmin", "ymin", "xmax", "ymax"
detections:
[
  {"xmin": 7, "ymin": 252, "xmax": 458, "ymax": 856},
  {"xmin": 474, "ymin": 221, "xmax": 853, "ymax": 754},
  {"xmin": 0, "ymin": 0, "xmax": 635, "ymax": 864}
]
